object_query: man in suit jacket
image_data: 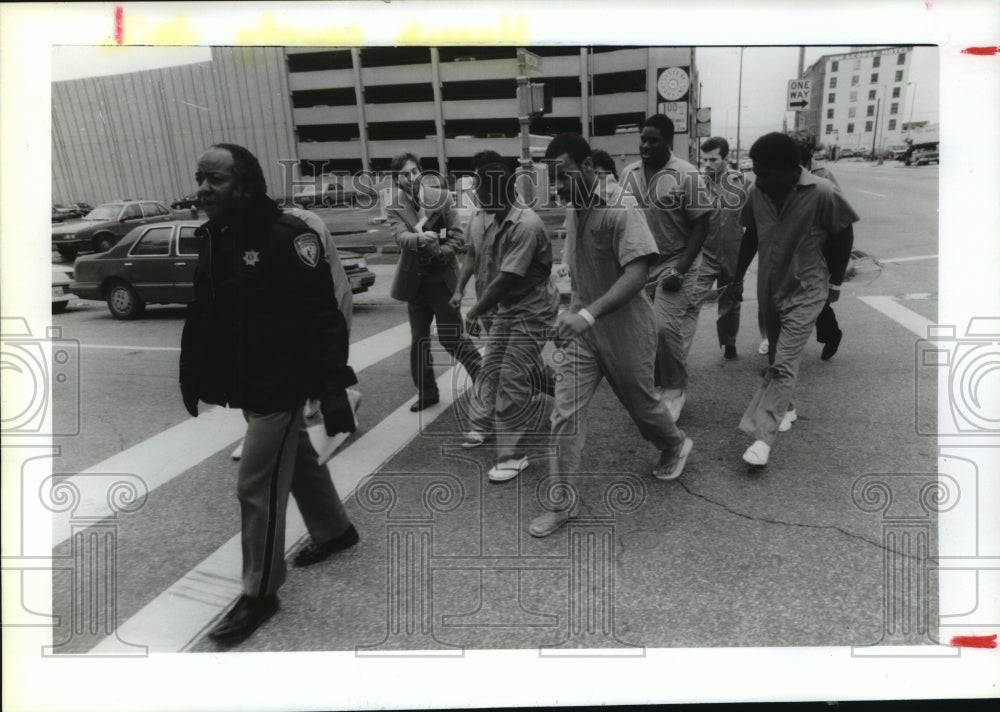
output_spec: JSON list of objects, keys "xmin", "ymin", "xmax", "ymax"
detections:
[{"xmin": 386, "ymin": 153, "xmax": 482, "ymax": 411}]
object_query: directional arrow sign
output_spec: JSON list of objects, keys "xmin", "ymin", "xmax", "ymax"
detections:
[{"xmin": 787, "ymin": 78, "xmax": 811, "ymax": 112}]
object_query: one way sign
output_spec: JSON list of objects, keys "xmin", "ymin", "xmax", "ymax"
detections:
[{"xmin": 787, "ymin": 79, "xmax": 812, "ymax": 111}]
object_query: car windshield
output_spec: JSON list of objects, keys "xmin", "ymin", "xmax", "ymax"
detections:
[{"xmin": 84, "ymin": 204, "xmax": 122, "ymax": 221}]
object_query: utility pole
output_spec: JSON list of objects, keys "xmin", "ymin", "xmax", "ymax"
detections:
[
  {"xmin": 736, "ymin": 46, "xmax": 744, "ymax": 163},
  {"xmin": 796, "ymin": 46, "xmax": 805, "ymax": 131},
  {"xmin": 872, "ymin": 96, "xmax": 881, "ymax": 158}
]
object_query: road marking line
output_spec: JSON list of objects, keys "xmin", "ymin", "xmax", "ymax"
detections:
[
  {"xmin": 880, "ymin": 254, "xmax": 939, "ymax": 264},
  {"xmin": 858, "ymin": 296, "xmax": 934, "ymax": 337},
  {"xmin": 51, "ymin": 321, "xmax": 413, "ymax": 547},
  {"xmin": 89, "ymin": 363, "xmax": 471, "ymax": 654},
  {"xmin": 857, "ymin": 189, "xmax": 887, "ymax": 198},
  {"xmin": 79, "ymin": 344, "xmax": 181, "ymax": 351}
]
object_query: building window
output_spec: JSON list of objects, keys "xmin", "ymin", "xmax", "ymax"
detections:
[
  {"xmin": 830, "ymin": 77, "xmax": 837, "ymax": 88},
  {"xmin": 826, "ymin": 124, "xmax": 834, "ymax": 134},
  {"xmin": 831, "ymin": 60, "xmax": 839, "ymax": 72},
  {"xmin": 827, "ymin": 108, "xmax": 834, "ymax": 119},
  {"xmin": 866, "ymin": 104, "xmax": 875, "ymax": 117},
  {"xmin": 828, "ymin": 92, "xmax": 835, "ymax": 103},
  {"xmin": 892, "ymin": 86, "xmax": 901, "ymax": 98},
  {"xmin": 853, "ymin": 59, "xmax": 861, "ymax": 70},
  {"xmin": 871, "ymin": 73, "xmax": 879, "ymax": 83},
  {"xmin": 868, "ymin": 89, "xmax": 876, "ymax": 100},
  {"xmin": 897, "ymin": 52, "xmax": 906, "ymax": 64},
  {"xmin": 890, "ymin": 102, "xmax": 899, "ymax": 114},
  {"xmin": 888, "ymin": 119, "xmax": 897, "ymax": 130},
  {"xmin": 873, "ymin": 56, "xmax": 881, "ymax": 68},
  {"xmin": 848, "ymin": 106, "xmax": 857, "ymax": 118},
  {"xmin": 851, "ymin": 74, "xmax": 859, "ymax": 86},
  {"xmin": 847, "ymin": 123, "xmax": 855, "ymax": 134},
  {"xmin": 865, "ymin": 121, "xmax": 873, "ymax": 132},
  {"xmin": 895, "ymin": 70, "xmax": 903, "ymax": 81},
  {"xmin": 849, "ymin": 91, "xmax": 858, "ymax": 103}
]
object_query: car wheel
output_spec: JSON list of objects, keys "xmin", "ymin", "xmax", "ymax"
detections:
[
  {"xmin": 56, "ymin": 246, "xmax": 78, "ymax": 259},
  {"xmin": 52, "ymin": 301, "xmax": 68, "ymax": 314},
  {"xmin": 94, "ymin": 233, "xmax": 116, "ymax": 253},
  {"xmin": 106, "ymin": 280, "xmax": 145, "ymax": 320}
]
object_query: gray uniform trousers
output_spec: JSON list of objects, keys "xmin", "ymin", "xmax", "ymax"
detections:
[
  {"xmin": 238, "ymin": 406, "xmax": 351, "ymax": 597},
  {"xmin": 739, "ymin": 292, "xmax": 826, "ymax": 446},
  {"xmin": 548, "ymin": 326, "xmax": 686, "ymax": 511},
  {"xmin": 648, "ymin": 256, "xmax": 702, "ymax": 391}
]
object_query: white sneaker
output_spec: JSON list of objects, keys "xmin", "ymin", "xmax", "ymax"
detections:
[
  {"xmin": 664, "ymin": 391, "xmax": 686, "ymax": 422},
  {"xmin": 778, "ymin": 409, "xmax": 798, "ymax": 433},
  {"xmin": 461, "ymin": 430, "xmax": 487, "ymax": 448},
  {"xmin": 742, "ymin": 440, "xmax": 771, "ymax": 466},
  {"xmin": 231, "ymin": 440, "xmax": 244, "ymax": 460},
  {"xmin": 488, "ymin": 456, "xmax": 529, "ymax": 482},
  {"xmin": 758, "ymin": 339, "xmax": 769, "ymax": 355}
]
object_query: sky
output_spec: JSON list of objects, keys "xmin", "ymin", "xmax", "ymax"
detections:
[
  {"xmin": 696, "ymin": 45, "xmax": 940, "ymax": 151},
  {"xmin": 51, "ymin": 43, "xmax": 940, "ymax": 152}
]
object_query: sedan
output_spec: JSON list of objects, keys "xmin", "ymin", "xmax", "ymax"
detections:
[
  {"xmin": 71, "ymin": 220, "xmax": 376, "ymax": 319},
  {"xmin": 52, "ymin": 267, "xmax": 75, "ymax": 313},
  {"xmin": 52, "ymin": 200, "xmax": 176, "ymax": 259}
]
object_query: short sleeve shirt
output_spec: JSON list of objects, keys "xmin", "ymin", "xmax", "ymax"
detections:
[
  {"xmin": 480, "ymin": 207, "xmax": 559, "ymax": 322},
  {"xmin": 568, "ymin": 186, "xmax": 659, "ymax": 348},
  {"xmin": 742, "ymin": 169, "xmax": 859, "ymax": 306},
  {"xmin": 701, "ymin": 168, "xmax": 747, "ymax": 274},
  {"xmin": 620, "ymin": 154, "xmax": 714, "ymax": 270}
]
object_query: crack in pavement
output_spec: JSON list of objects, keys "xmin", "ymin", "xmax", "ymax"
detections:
[{"xmin": 674, "ymin": 480, "xmax": 934, "ymax": 563}]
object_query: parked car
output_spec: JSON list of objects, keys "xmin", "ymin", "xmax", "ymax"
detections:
[
  {"xmin": 51, "ymin": 199, "xmax": 175, "ymax": 259},
  {"xmin": 293, "ymin": 177, "xmax": 358, "ymax": 208},
  {"xmin": 839, "ymin": 148, "xmax": 856, "ymax": 158},
  {"xmin": 52, "ymin": 267, "xmax": 75, "ymax": 313},
  {"xmin": 340, "ymin": 252, "xmax": 376, "ymax": 294},
  {"xmin": 71, "ymin": 220, "xmax": 376, "ymax": 319},
  {"xmin": 171, "ymin": 194, "xmax": 199, "ymax": 210},
  {"xmin": 906, "ymin": 143, "xmax": 939, "ymax": 166},
  {"xmin": 738, "ymin": 157, "xmax": 753, "ymax": 171}
]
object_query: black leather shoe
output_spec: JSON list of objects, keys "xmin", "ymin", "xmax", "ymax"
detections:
[
  {"xmin": 723, "ymin": 345, "xmax": 738, "ymax": 361},
  {"xmin": 821, "ymin": 329, "xmax": 843, "ymax": 361},
  {"xmin": 409, "ymin": 395, "xmax": 440, "ymax": 412},
  {"xmin": 293, "ymin": 525, "xmax": 360, "ymax": 567},
  {"xmin": 208, "ymin": 594, "xmax": 278, "ymax": 644}
]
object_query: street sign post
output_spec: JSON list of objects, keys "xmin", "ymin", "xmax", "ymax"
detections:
[{"xmin": 787, "ymin": 78, "xmax": 811, "ymax": 111}]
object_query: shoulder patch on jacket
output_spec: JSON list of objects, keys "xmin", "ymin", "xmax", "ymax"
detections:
[{"xmin": 293, "ymin": 233, "xmax": 321, "ymax": 267}]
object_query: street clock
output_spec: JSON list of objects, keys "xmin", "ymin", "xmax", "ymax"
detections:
[{"xmin": 657, "ymin": 67, "xmax": 690, "ymax": 101}]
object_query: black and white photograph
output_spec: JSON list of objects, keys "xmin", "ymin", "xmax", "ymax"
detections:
[{"xmin": 2, "ymin": 2, "xmax": 998, "ymax": 710}]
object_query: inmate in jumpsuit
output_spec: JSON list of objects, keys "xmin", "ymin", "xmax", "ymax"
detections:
[
  {"xmin": 549, "ymin": 187, "xmax": 686, "ymax": 503},
  {"xmin": 694, "ymin": 167, "xmax": 747, "ymax": 349},
  {"xmin": 739, "ymin": 170, "xmax": 859, "ymax": 445},
  {"xmin": 467, "ymin": 207, "xmax": 559, "ymax": 461},
  {"xmin": 619, "ymin": 155, "xmax": 713, "ymax": 391}
]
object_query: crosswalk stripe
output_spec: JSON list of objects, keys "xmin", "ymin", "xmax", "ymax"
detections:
[
  {"xmin": 858, "ymin": 296, "xmax": 934, "ymax": 337},
  {"xmin": 51, "ymin": 322, "xmax": 412, "ymax": 547},
  {"xmin": 89, "ymin": 363, "xmax": 471, "ymax": 654}
]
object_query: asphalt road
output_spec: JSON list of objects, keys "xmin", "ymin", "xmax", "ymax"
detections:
[{"xmin": 45, "ymin": 160, "xmax": 944, "ymax": 655}]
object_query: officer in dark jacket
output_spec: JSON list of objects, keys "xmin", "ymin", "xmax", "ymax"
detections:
[{"xmin": 180, "ymin": 143, "xmax": 359, "ymax": 644}]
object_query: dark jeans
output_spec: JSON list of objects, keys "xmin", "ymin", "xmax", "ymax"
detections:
[{"xmin": 408, "ymin": 276, "xmax": 482, "ymax": 399}]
